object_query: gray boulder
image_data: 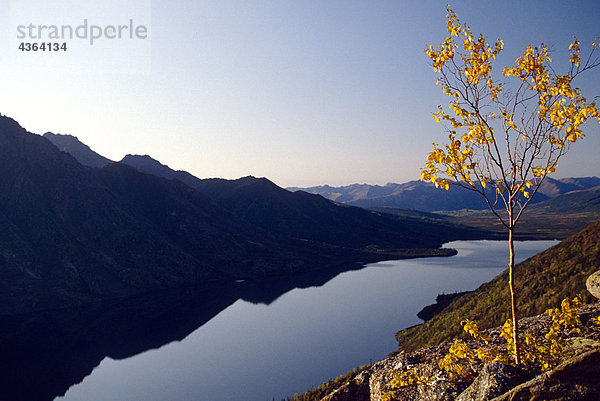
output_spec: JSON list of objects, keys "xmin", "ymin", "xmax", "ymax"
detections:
[
  {"xmin": 491, "ymin": 348, "xmax": 600, "ymax": 401},
  {"xmin": 586, "ymin": 270, "xmax": 600, "ymax": 299},
  {"xmin": 456, "ymin": 362, "xmax": 526, "ymax": 401}
]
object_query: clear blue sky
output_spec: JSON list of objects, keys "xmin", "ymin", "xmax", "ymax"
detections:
[{"xmin": 1, "ymin": 0, "xmax": 599, "ymax": 187}]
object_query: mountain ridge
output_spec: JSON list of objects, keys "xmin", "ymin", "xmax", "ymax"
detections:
[
  {"xmin": 290, "ymin": 177, "xmax": 600, "ymax": 212},
  {"xmin": 120, "ymin": 154, "xmax": 490, "ymax": 250},
  {"xmin": 42, "ymin": 126, "xmax": 489, "ymax": 251},
  {"xmin": 120, "ymin": 154, "xmax": 204, "ymax": 189},
  {"xmin": 43, "ymin": 131, "xmax": 113, "ymax": 168}
]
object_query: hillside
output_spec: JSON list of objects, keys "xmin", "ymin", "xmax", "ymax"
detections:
[
  {"xmin": 191, "ymin": 176, "xmax": 487, "ymax": 250},
  {"xmin": 528, "ymin": 184, "xmax": 600, "ymax": 214},
  {"xmin": 1, "ymin": 115, "xmax": 297, "ymax": 313},
  {"xmin": 2, "ymin": 114, "xmax": 494, "ymax": 315},
  {"xmin": 121, "ymin": 154, "xmax": 489, "ymax": 249},
  {"xmin": 395, "ymin": 219, "xmax": 600, "ymax": 352}
]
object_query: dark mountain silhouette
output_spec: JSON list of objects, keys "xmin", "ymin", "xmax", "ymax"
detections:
[
  {"xmin": 0, "ymin": 114, "xmax": 488, "ymax": 314},
  {"xmin": 1, "ymin": 114, "xmax": 391, "ymax": 314},
  {"xmin": 192, "ymin": 176, "xmax": 477, "ymax": 249},
  {"xmin": 120, "ymin": 154, "xmax": 202, "ymax": 189},
  {"xmin": 43, "ymin": 131, "xmax": 112, "ymax": 167},
  {"xmin": 120, "ymin": 154, "xmax": 487, "ymax": 249},
  {"xmin": 290, "ymin": 177, "xmax": 600, "ymax": 212}
]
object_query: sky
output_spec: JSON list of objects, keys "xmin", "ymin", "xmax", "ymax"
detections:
[{"xmin": 0, "ymin": 0, "xmax": 599, "ymax": 187}]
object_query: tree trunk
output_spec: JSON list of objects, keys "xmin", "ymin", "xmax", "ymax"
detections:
[{"xmin": 508, "ymin": 225, "xmax": 520, "ymax": 365}]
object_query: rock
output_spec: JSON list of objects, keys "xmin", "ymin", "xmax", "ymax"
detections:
[
  {"xmin": 491, "ymin": 348, "xmax": 600, "ymax": 401},
  {"xmin": 367, "ymin": 347, "xmax": 468, "ymax": 401},
  {"xmin": 322, "ymin": 371, "xmax": 371, "ymax": 401},
  {"xmin": 456, "ymin": 362, "xmax": 527, "ymax": 401},
  {"xmin": 586, "ymin": 270, "xmax": 600, "ymax": 299}
]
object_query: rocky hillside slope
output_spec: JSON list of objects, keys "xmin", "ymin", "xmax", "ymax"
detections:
[{"xmin": 320, "ymin": 302, "xmax": 600, "ymax": 401}]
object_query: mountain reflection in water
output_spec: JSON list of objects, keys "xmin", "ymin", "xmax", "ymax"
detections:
[{"xmin": 0, "ymin": 263, "xmax": 365, "ymax": 401}]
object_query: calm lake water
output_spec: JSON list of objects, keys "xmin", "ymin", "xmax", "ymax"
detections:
[{"xmin": 30, "ymin": 240, "xmax": 555, "ymax": 401}]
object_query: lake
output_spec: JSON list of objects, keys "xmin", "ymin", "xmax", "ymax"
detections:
[{"xmin": 0, "ymin": 240, "xmax": 557, "ymax": 401}]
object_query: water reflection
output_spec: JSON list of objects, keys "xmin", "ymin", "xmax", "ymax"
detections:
[{"xmin": 0, "ymin": 262, "xmax": 368, "ymax": 401}]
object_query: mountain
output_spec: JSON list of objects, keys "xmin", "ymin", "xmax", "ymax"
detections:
[
  {"xmin": 438, "ymin": 185, "xmax": 600, "ymax": 240},
  {"xmin": 528, "ymin": 184, "xmax": 600, "ymax": 214},
  {"xmin": 291, "ymin": 177, "xmax": 600, "ymax": 212},
  {"xmin": 193, "ymin": 176, "xmax": 474, "ymax": 249},
  {"xmin": 287, "ymin": 183, "xmax": 402, "ymax": 204},
  {"xmin": 536, "ymin": 176, "xmax": 600, "ymax": 197},
  {"xmin": 120, "ymin": 154, "xmax": 488, "ymax": 249},
  {"xmin": 288, "ymin": 181, "xmax": 543, "ymax": 211},
  {"xmin": 2, "ymin": 114, "xmax": 390, "ymax": 314},
  {"xmin": 120, "ymin": 154, "xmax": 203, "ymax": 189},
  {"xmin": 1, "ymin": 114, "xmax": 490, "ymax": 314},
  {"xmin": 45, "ymin": 132, "xmax": 490, "ymax": 251},
  {"xmin": 43, "ymin": 132, "xmax": 112, "ymax": 167}
]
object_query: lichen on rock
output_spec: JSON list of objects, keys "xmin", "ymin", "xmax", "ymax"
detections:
[{"xmin": 586, "ymin": 270, "xmax": 600, "ymax": 300}]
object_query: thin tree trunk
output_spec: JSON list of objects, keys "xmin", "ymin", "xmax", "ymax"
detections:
[{"xmin": 508, "ymin": 224, "xmax": 520, "ymax": 365}]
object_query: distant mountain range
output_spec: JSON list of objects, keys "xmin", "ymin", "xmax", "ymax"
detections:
[
  {"xmin": 289, "ymin": 177, "xmax": 600, "ymax": 212},
  {"xmin": 45, "ymin": 131, "xmax": 599, "ymax": 215},
  {"xmin": 0, "ymin": 119, "xmax": 487, "ymax": 314},
  {"xmin": 528, "ymin": 184, "xmax": 600, "ymax": 214}
]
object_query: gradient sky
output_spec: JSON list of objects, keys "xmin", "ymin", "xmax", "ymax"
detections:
[{"xmin": 1, "ymin": 0, "xmax": 599, "ymax": 187}]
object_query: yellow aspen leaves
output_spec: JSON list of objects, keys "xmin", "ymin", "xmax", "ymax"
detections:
[
  {"xmin": 385, "ymin": 296, "xmax": 592, "ymax": 395},
  {"xmin": 421, "ymin": 8, "xmax": 600, "ymax": 195},
  {"xmin": 569, "ymin": 40, "xmax": 581, "ymax": 66},
  {"xmin": 461, "ymin": 319, "xmax": 489, "ymax": 343}
]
